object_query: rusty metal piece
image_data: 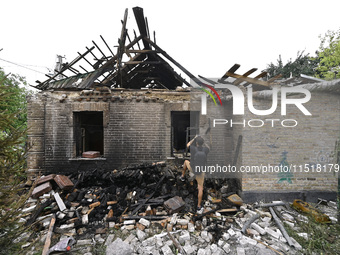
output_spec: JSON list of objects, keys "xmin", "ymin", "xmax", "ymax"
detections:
[
  {"xmin": 54, "ymin": 175, "xmax": 74, "ymax": 190},
  {"xmin": 164, "ymin": 196, "xmax": 185, "ymax": 214},
  {"xmin": 32, "ymin": 182, "xmax": 52, "ymax": 198},
  {"xmin": 82, "ymin": 151, "xmax": 100, "ymax": 158},
  {"xmin": 36, "ymin": 174, "xmax": 56, "ymax": 186},
  {"xmin": 292, "ymin": 199, "xmax": 331, "ymax": 223},
  {"xmin": 226, "ymin": 194, "xmax": 243, "ymax": 206}
]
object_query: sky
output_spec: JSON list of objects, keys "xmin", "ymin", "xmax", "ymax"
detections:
[{"xmin": 1, "ymin": 0, "xmax": 340, "ymax": 87}]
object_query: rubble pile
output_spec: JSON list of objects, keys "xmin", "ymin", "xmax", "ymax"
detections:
[{"xmin": 16, "ymin": 162, "xmax": 338, "ymax": 254}]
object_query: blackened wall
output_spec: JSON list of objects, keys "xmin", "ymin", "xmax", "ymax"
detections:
[{"xmin": 27, "ymin": 90, "xmax": 234, "ymax": 175}]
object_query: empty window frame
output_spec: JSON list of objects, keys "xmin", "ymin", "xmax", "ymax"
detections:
[{"xmin": 74, "ymin": 111, "xmax": 104, "ymax": 157}]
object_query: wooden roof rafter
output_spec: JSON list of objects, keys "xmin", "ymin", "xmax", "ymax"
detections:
[
  {"xmin": 219, "ymin": 64, "xmax": 282, "ymax": 90},
  {"xmin": 35, "ymin": 7, "xmax": 199, "ymax": 90}
]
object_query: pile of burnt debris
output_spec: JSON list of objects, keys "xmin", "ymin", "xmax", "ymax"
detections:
[{"xmin": 17, "ymin": 162, "xmax": 338, "ymax": 255}]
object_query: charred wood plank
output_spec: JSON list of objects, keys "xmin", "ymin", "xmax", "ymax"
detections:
[
  {"xmin": 122, "ymin": 215, "xmax": 168, "ymax": 221},
  {"xmin": 92, "ymin": 40, "xmax": 109, "ymax": 60},
  {"xmin": 198, "ymin": 75, "xmax": 218, "ymax": 85},
  {"xmin": 100, "ymin": 35, "xmax": 115, "ymax": 56},
  {"xmin": 25, "ymin": 199, "xmax": 53, "ymax": 226},
  {"xmin": 133, "ymin": 7, "xmax": 150, "ymax": 49},
  {"xmin": 144, "ymin": 37, "xmax": 200, "ymax": 87},
  {"xmin": 39, "ymin": 46, "xmax": 95, "ymax": 89},
  {"xmin": 133, "ymin": 30, "xmax": 141, "ymax": 50},
  {"xmin": 131, "ymin": 175, "xmax": 165, "ymax": 215}
]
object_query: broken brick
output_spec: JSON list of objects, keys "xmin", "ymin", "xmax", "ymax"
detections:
[{"xmin": 32, "ymin": 182, "xmax": 52, "ymax": 199}]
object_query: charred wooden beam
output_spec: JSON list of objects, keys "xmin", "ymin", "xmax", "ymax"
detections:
[
  {"xmin": 132, "ymin": 175, "xmax": 165, "ymax": 215},
  {"xmin": 38, "ymin": 46, "xmax": 95, "ymax": 89},
  {"xmin": 133, "ymin": 7, "xmax": 150, "ymax": 49},
  {"xmin": 144, "ymin": 37, "xmax": 199, "ymax": 87},
  {"xmin": 100, "ymin": 35, "xmax": 115, "ymax": 56},
  {"xmin": 220, "ymin": 64, "xmax": 241, "ymax": 80},
  {"xmin": 122, "ymin": 215, "xmax": 168, "ymax": 221},
  {"xmin": 198, "ymin": 75, "xmax": 218, "ymax": 85},
  {"xmin": 145, "ymin": 17, "xmax": 150, "ymax": 39},
  {"xmin": 92, "ymin": 40, "xmax": 109, "ymax": 60},
  {"xmin": 126, "ymin": 49, "xmax": 160, "ymax": 53},
  {"xmin": 134, "ymin": 30, "xmax": 141, "ymax": 50},
  {"xmin": 79, "ymin": 65, "xmax": 88, "ymax": 73},
  {"xmin": 124, "ymin": 61, "xmax": 162, "ymax": 65},
  {"xmin": 25, "ymin": 199, "xmax": 53, "ymax": 226}
]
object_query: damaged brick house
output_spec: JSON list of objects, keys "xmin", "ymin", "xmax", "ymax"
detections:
[{"xmin": 27, "ymin": 7, "xmax": 340, "ymax": 202}]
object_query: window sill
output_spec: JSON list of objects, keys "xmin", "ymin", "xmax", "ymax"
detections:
[{"xmin": 69, "ymin": 157, "xmax": 106, "ymax": 161}]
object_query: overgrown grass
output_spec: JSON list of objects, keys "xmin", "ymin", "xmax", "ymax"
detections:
[{"xmin": 285, "ymin": 218, "xmax": 340, "ymax": 254}]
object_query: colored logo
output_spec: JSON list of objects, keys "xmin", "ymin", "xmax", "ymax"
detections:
[{"xmin": 200, "ymin": 83, "xmax": 222, "ymax": 106}]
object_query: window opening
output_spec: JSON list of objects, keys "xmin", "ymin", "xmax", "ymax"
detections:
[{"xmin": 74, "ymin": 111, "xmax": 103, "ymax": 157}]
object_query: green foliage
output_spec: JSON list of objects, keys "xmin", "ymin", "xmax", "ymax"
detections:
[
  {"xmin": 0, "ymin": 68, "xmax": 29, "ymax": 131},
  {"xmin": 0, "ymin": 68, "xmax": 30, "ymax": 253},
  {"xmin": 266, "ymin": 51, "xmax": 319, "ymax": 79},
  {"xmin": 315, "ymin": 29, "xmax": 340, "ymax": 80},
  {"xmin": 285, "ymin": 219, "xmax": 340, "ymax": 254}
]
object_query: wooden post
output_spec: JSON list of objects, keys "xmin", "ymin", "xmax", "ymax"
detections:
[{"xmin": 42, "ymin": 215, "xmax": 56, "ymax": 255}]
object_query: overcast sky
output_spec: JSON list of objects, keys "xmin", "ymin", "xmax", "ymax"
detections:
[{"xmin": 1, "ymin": 0, "xmax": 340, "ymax": 86}]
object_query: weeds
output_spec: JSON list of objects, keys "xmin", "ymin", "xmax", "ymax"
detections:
[{"xmin": 285, "ymin": 218, "xmax": 340, "ymax": 254}]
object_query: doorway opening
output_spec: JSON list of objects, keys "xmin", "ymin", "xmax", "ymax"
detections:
[{"xmin": 171, "ymin": 111, "xmax": 199, "ymax": 157}]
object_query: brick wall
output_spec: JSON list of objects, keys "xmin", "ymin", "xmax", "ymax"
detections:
[
  {"xmin": 27, "ymin": 87, "xmax": 339, "ymax": 200},
  {"xmin": 239, "ymin": 89, "xmax": 340, "ymax": 195},
  {"xmin": 27, "ymin": 91, "xmax": 234, "ymax": 174}
]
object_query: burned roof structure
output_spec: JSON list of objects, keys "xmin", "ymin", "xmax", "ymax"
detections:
[
  {"xmin": 34, "ymin": 7, "xmax": 284, "ymax": 92},
  {"xmin": 34, "ymin": 7, "xmax": 195, "ymax": 91}
]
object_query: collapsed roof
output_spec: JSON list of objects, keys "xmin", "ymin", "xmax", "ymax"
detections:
[
  {"xmin": 34, "ymin": 7, "xmax": 282, "ymax": 92},
  {"xmin": 35, "ymin": 7, "xmax": 194, "ymax": 91}
]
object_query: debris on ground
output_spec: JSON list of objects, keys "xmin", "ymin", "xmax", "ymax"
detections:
[{"xmin": 16, "ymin": 161, "xmax": 339, "ymax": 254}]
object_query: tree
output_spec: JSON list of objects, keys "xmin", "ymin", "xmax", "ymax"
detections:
[
  {"xmin": 0, "ymin": 68, "xmax": 30, "ymax": 253},
  {"xmin": 315, "ymin": 28, "xmax": 340, "ymax": 80},
  {"xmin": 0, "ymin": 69, "xmax": 28, "ymax": 130},
  {"xmin": 266, "ymin": 51, "xmax": 319, "ymax": 79}
]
